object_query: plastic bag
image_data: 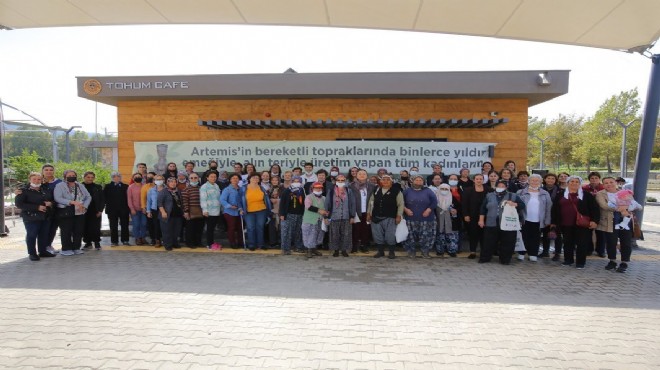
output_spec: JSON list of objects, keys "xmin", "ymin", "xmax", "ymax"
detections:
[
  {"xmin": 514, "ymin": 230, "xmax": 526, "ymax": 252},
  {"xmin": 395, "ymin": 219, "xmax": 409, "ymax": 243},
  {"xmin": 500, "ymin": 204, "xmax": 521, "ymax": 231}
]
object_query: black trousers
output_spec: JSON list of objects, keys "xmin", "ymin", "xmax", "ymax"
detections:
[
  {"xmin": 561, "ymin": 225, "xmax": 591, "ymax": 266},
  {"xmin": 542, "ymin": 225, "xmax": 563, "ymax": 255},
  {"xmin": 83, "ymin": 210, "xmax": 102, "ymax": 244},
  {"xmin": 520, "ymin": 221, "xmax": 541, "ymax": 257},
  {"xmin": 108, "ymin": 212, "xmax": 130, "ymax": 243},
  {"xmin": 481, "ymin": 227, "xmax": 516, "ymax": 264},
  {"xmin": 205, "ymin": 215, "xmax": 220, "ymax": 246},
  {"xmin": 148, "ymin": 209, "xmax": 162, "ymax": 241},
  {"xmin": 59, "ymin": 215, "xmax": 85, "ymax": 251},
  {"xmin": 605, "ymin": 229, "xmax": 632, "ymax": 262},
  {"xmin": 467, "ymin": 219, "xmax": 484, "ymax": 253},
  {"xmin": 185, "ymin": 217, "xmax": 205, "ymax": 247}
]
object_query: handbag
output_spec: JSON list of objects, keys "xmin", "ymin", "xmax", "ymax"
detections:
[
  {"xmin": 632, "ymin": 215, "xmax": 643, "ymax": 240},
  {"xmin": 570, "ymin": 200, "xmax": 591, "ymax": 228}
]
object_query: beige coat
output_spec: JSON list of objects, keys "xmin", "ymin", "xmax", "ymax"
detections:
[{"xmin": 595, "ymin": 191, "xmax": 615, "ymax": 233}]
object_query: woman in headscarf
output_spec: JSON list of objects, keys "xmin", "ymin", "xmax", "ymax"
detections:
[
  {"xmin": 478, "ymin": 180, "xmax": 525, "ymax": 265},
  {"xmin": 550, "ymin": 176, "xmax": 600, "ymax": 269},
  {"xmin": 302, "ymin": 182, "xmax": 327, "ymax": 258},
  {"xmin": 158, "ymin": 176, "xmax": 184, "ymax": 251},
  {"xmin": 433, "ymin": 183, "xmax": 461, "ymax": 257},
  {"xmin": 403, "ymin": 175, "xmax": 438, "ymax": 258},
  {"xmin": 279, "ymin": 176, "xmax": 305, "ymax": 254},
  {"xmin": 325, "ymin": 174, "xmax": 356, "ymax": 257}
]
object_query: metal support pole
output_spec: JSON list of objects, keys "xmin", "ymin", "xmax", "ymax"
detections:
[
  {"xmin": 633, "ymin": 54, "xmax": 660, "ymax": 226},
  {"xmin": 611, "ymin": 118, "xmax": 637, "ymax": 177},
  {"xmin": 51, "ymin": 130, "xmax": 59, "ymax": 162},
  {"xmin": 64, "ymin": 126, "xmax": 81, "ymax": 163},
  {"xmin": 533, "ymin": 135, "xmax": 553, "ymax": 169},
  {"xmin": 0, "ymin": 98, "xmax": 7, "ymax": 236}
]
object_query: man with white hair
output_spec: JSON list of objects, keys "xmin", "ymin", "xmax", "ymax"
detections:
[{"xmin": 103, "ymin": 172, "xmax": 131, "ymax": 246}]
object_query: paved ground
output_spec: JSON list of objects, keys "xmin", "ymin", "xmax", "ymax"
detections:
[{"xmin": 1, "ymin": 197, "xmax": 660, "ymax": 369}]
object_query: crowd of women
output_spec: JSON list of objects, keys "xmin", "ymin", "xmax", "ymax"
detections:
[{"xmin": 16, "ymin": 159, "xmax": 640, "ymax": 272}]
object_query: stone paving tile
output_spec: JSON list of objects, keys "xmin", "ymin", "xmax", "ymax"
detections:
[{"xmin": 2, "ymin": 216, "xmax": 660, "ymax": 369}]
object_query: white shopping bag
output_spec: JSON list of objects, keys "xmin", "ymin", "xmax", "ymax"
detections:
[
  {"xmin": 321, "ymin": 219, "xmax": 328, "ymax": 232},
  {"xmin": 353, "ymin": 214, "xmax": 361, "ymax": 223},
  {"xmin": 395, "ymin": 219, "xmax": 409, "ymax": 243},
  {"xmin": 500, "ymin": 204, "xmax": 521, "ymax": 231},
  {"xmin": 514, "ymin": 230, "xmax": 526, "ymax": 252}
]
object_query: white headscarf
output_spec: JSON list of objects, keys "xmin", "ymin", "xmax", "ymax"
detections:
[
  {"xmin": 564, "ymin": 175, "xmax": 584, "ymax": 200},
  {"xmin": 436, "ymin": 184, "xmax": 453, "ymax": 210}
]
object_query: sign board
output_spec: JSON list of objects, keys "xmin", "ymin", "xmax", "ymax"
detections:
[{"xmin": 134, "ymin": 141, "xmax": 494, "ymax": 175}]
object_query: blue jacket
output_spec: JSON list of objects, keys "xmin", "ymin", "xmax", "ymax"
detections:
[
  {"xmin": 147, "ymin": 186, "xmax": 163, "ymax": 211},
  {"xmin": 239, "ymin": 185, "xmax": 272, "ymax": 213},
  {"xmin": 220, "ymin": 185, "xmax": 242, "ymax": 216}
]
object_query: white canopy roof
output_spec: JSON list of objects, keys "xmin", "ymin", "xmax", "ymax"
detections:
[{"xmin": 1, "ymin": 0, "xmax": 658, "ymax": 53}]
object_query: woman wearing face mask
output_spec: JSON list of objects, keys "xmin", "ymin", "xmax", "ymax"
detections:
[
  {"xmin": 329, "ymin": 166, "xmax": 340, "ymax": 184},
  {"xmin": 397, "ymin": 170, "xmax": 411, "ymax": 191},
  {"xmin": 53, "ymin": 170, "xmax": 91, "ymax": 256},
  {"xmin": 477, "ymin": 180, "xmax": 525, "ymax": 265},
  {"xmin": 158, "ymin": 177, "xmax": 184, "ymax": 251},
  {"xmin": 516, "ymin": 174, "xmax": 553, "ymax": 262},
  {"xmin": 484, "ymin": 170, "xmax": 500, "ymax": 192},
  {"xmin": 176, "ymin": 171, "xmax": 188, "ymax": 191},
  {"xmin": 409, "ymin": 166, "xmax": 419, "ymax": 180},
  {"xmin": 241, "ymin": 173, "xmax": 272, "ymax": 251},
  {"xmin": 182, "ymin": 173, "xmax": 204, "ymax": 248},
  {"xmin": 147, "ymin": 175, "xmax": 165, "ymax": 247},
  {"xmin": 220, "ymin": 174, "xmax": 244, "ymax": 249},
  {"xmin": 279, "ymin": 176, "xmax": 305, "ymax": 254},
  {"xmin": 302, "ymin": 182, "xmax": 327, "ymax": 258},
  {"xmin": 349, "ymin": 169, "xmax": 375, "ymax": 253},
  {"xmin": 461, "ymin": 174, "xmax": 487, "ymax": 259},
  {"xmin": 550, "ymin": 176, "xmax": 600, "ymax": 269},
  {"xmin": 128, "ymin": 172, "xmax": 147, "ymax": 245},
  {"xmin": 433, "ymin": 183, "xmax": 461, "ymax": 257},
  {"xmin": 269, "ymin": 164, "xmax": 282, "ymax": 179},
  {"xmin": 16, "ymin": 172, "xmax": 56, "ymax": 261},
  {"xmin": 325, "ymin": 174, "xmax": 357, "ymax": 257}
]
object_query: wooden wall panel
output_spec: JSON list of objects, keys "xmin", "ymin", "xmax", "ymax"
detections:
[{"xmin": 117, "ymin": 98, "xmax": 529, "ymax": 179}]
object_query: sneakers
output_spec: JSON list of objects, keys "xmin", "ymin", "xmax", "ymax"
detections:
[
  {"xmin": 517, "ymin": 254, "xmax": 525, "ymax": 261},
  {"xmin": 46, "ymin": 246, "xmax": 59, "ymax": 254},
  {"xmin": 529, "ymin": 256, "xmax": 538, "ymax": 262},
  {"xmin": 616, "ymin": 262, "xmax": 628, "ymax": 273},
  {"xmin": 73, "ymin": 250, "xmax": 84, "ymax": 255},
  {"xmin": 82, "ymin": 243, "xmax": 93, "ymax": 250},
  {"xmin": 605, "ymin": 261, "xmax": 618, "ymax": 270},
  {"xmin": 39, "ymin": 251, "xmax": 56, "ymax": 258},
  {"xmin": 60, "ymin": 250, "xmax": 75, "ymax": 256}
]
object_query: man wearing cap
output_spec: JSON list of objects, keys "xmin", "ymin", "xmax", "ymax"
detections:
[
  {"xmin": 403, "ymin": 175, "xmax": 438, "ymax": 258},
  {"xmin": 367, "ymin": 174, "xmax": 403, "ymax": 259},
  {"xmin": 302, "ymin": 182, "xmax": 327, "ymax": 258}
]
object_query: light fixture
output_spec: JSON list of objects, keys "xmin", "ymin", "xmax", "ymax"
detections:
[{"xmin": 537, "ymin": 72, "xmax": 551, "ymax": 86}]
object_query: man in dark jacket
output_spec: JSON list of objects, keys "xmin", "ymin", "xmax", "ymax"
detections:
[
  {"xmin": 103, "ymin": 172, "xmax": 130, "ymax": 246},
  {"xmin": 426, "ymin": 164, "xmax": 448, "ymax": 186},
  {"xmin": 82, "ymin": 171, "xmax": 105, "ymax": 250}
]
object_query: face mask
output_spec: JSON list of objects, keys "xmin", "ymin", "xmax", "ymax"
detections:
[
  {"xmin": 495, "ymin": 188, "xmax": 506, "ymax": 193},
  {"xmin": 189, "ymin": 181, "xmax": 199, "ymax": 186},
  {"xmin": 313, "ymin": 190, "xmax": 323, "ymax": 196},
  {"xmin": 210, "ymin": 166, "xmax": 218, "ymax": 170},
  {"xmin": 529, "ymin": 186, "xmax": 539, "ymax": 191},
  {"xmin": 291, "ymin": 182, "xmax": 302, "ymax": 188},
  {"xmin": 178, "ymin": 179, "xmax": 187, "ymax": 183},
  {"xmin": 439, "ymin": 189, "xmax": 449, "ymax": 195},
  {"xmin": 400, "ymin": 176, "xmax": 409, "ymax": 181},
  {"xmin": 134, "ymin": 177, "xmax": 142, "ymax": 183},
  {"xmin": 30, "ymin": 182, "xmax": 41, "ymax": 188},
  {"xmin": 410, "ymin": 171, "xmax": 418, "ymax": 176},
  {"xmin": 146, "ymin": 177, "xmax": 153, "ymax": 183},
  {"xmin": 448, "ymin": 180, "xmax": 458, "ymax": 186},
  {"xmin": 66, "ymin": 176, "xmax": 77, "ymax": 183},
  {"xmin": 154, "ymin": 180, "xmax": 164, "ymax": 186},
  {"xmin": 336, "ymin": 182, "xmax": 346, "ymax": 188},
  {"xmin": 330, "ymin": 171, "xmax": 338, "ymax": 177},
  {"xmin": 262, "ymin": 181, "xmax": 269, "ymax": 185},
  {"xmin": 305, "ymin": 171, "xmax": 313, "ymax": 175}
]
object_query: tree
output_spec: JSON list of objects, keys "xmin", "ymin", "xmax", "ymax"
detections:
[
  {"xmin": 7, "ymin": 149, "xmax": 43, "ymax": 184},
  {"xmin": 543, "ymin": 114, "xmax": 584, "ymax": 171},
  {"xmin": 575, "ymin": 89, "xmax": 641, "ymax": 173},
  {"xmin": 3, "ymin": 129, "xmax": 53, "ymax": 161}
]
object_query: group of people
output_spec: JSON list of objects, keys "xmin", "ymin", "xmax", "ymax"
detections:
[{"xmin": 16, "ymin": 159, "xmax": 641, "ymax": 272}]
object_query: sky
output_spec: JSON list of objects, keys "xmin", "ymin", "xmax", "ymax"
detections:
[{"xmin": 0, "ymin": 24, "xmax": 658, "ymax": 135}]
